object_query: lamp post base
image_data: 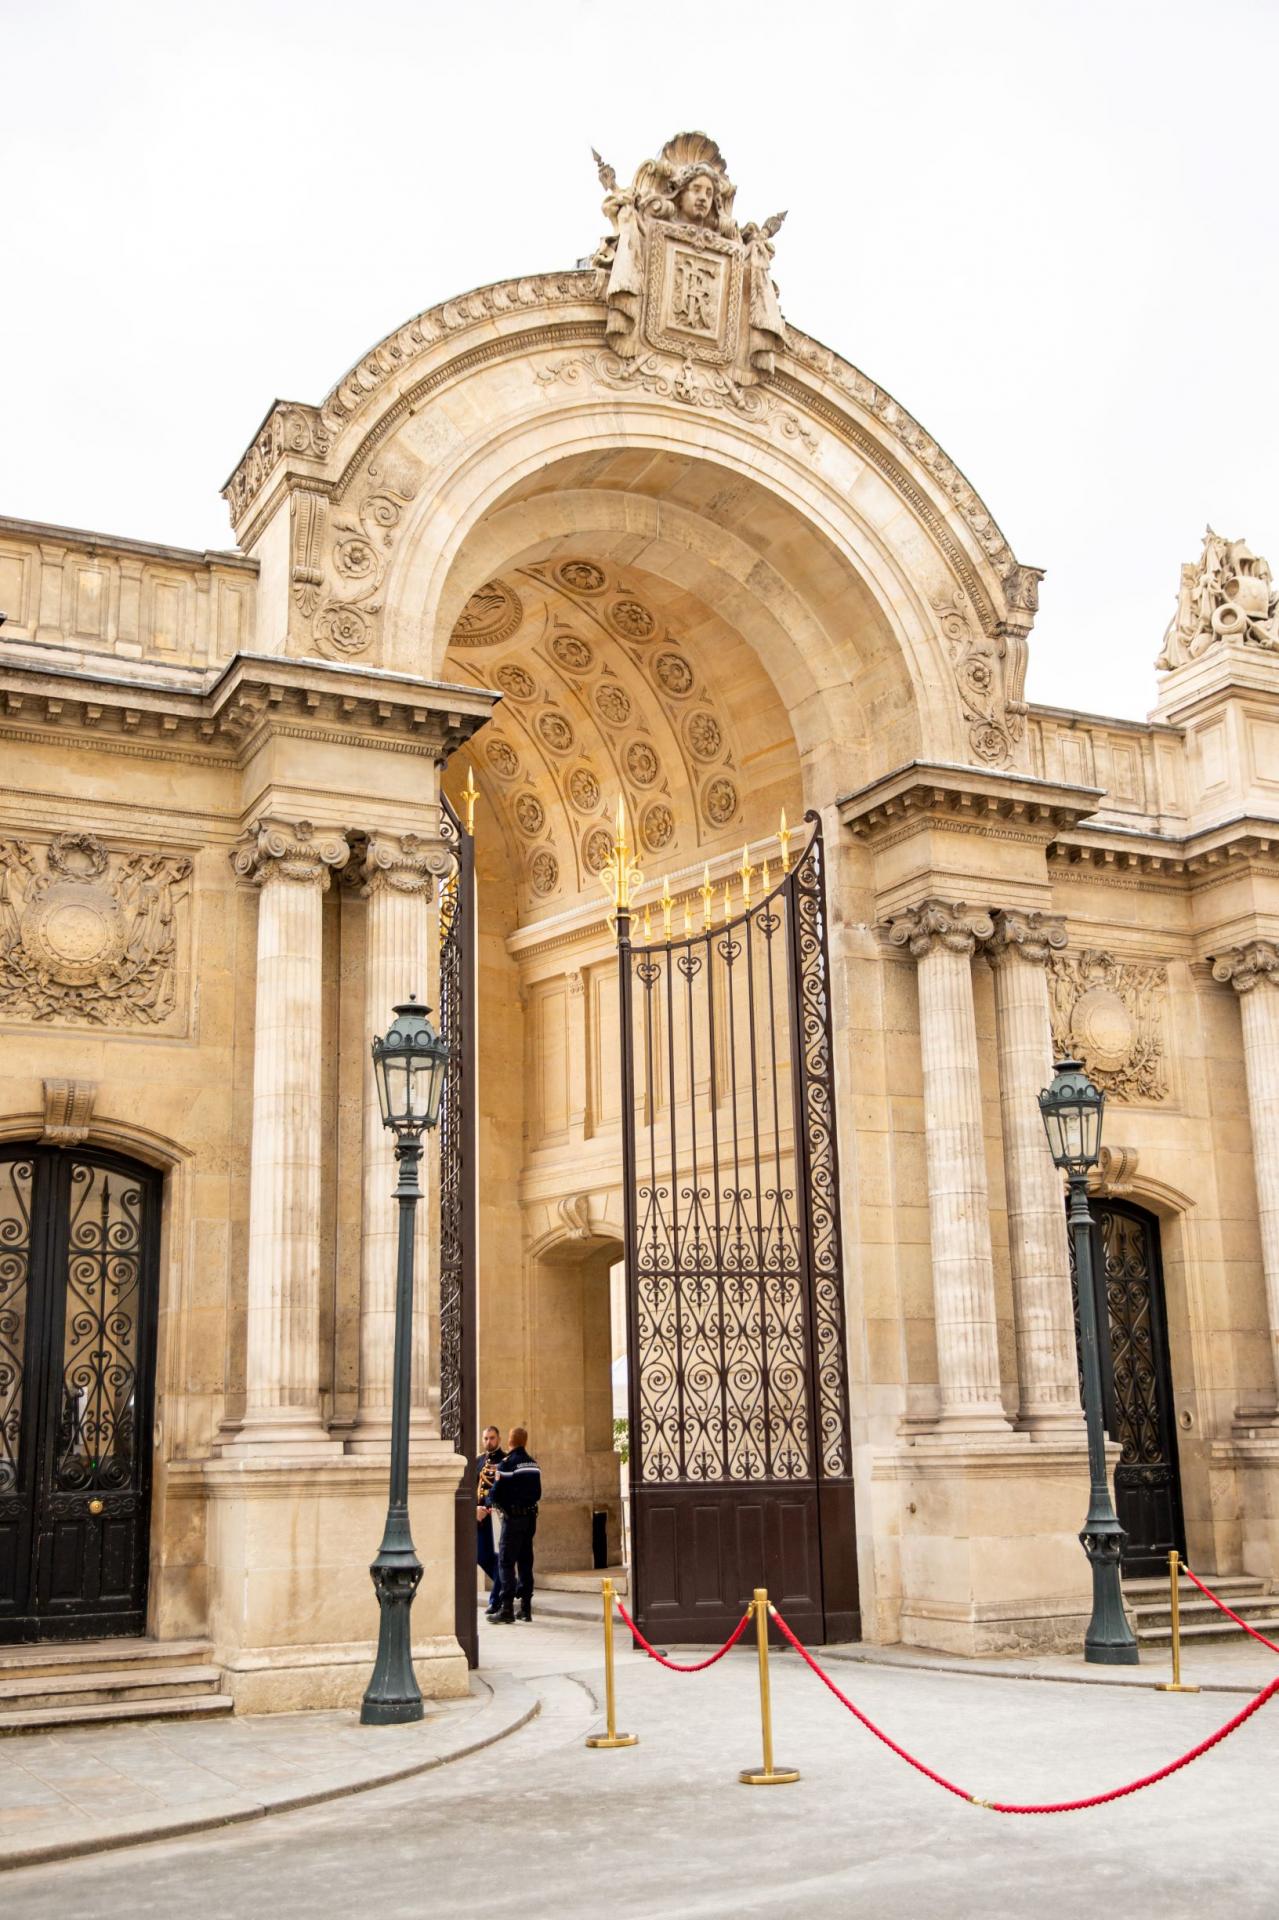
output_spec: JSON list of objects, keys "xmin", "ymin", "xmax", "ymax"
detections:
[{"xmin": 360, "ymin": 1552, "xmax": 425, "ymax": 1725}]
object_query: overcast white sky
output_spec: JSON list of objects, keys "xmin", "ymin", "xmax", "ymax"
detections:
[{"xmin": 4, "ymin": 0, "xmax": 1276, "ymax": 720}]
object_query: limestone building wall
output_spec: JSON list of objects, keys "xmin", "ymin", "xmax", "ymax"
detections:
[{"xmin": 5, "ymin": 162, "xmax": 1279, "ymax": 1687}]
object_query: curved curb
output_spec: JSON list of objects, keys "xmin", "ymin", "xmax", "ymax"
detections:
[{"xmin": 0, "ymin": 1672, "xmax": 539, "ymax": 1875}]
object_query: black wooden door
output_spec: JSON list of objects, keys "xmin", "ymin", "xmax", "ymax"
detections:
[
  {"xmin": 617, "ymin": 815, "xmax": 858, "ymax": 1645},
  {"xmin": 0, "ymin": 1146, "xmax": 160, "ymax": 1642},
  {"xmin": 1072, "ymin": 1199, "xmax": 1184, "ymax": 1577}
]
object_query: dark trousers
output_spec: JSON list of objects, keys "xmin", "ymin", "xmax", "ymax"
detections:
[
  {"xmin": 498, "ymin": 1511, "xmax": 537, "ymax": 1615},
  {"xmin": 477, "ymin": 1514, "xmax": 504, "ymax": 1610}
]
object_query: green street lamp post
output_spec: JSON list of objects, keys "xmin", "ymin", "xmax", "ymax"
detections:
[
  {"xmin": 1038, "ymin": 1058, "xmax": 1140, "ymax": 1665},
  {"xmin": 361, "ymin": 996, "xmax": 451, "ymax": 1725}
]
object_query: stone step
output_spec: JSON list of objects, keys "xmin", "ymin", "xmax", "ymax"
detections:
[
  {"xmin": 1123, "ymin": 1573, "xmax": 1265, "ymax": 1598},
  {"xmin": 0, "ymin": 1664, "xmax": 223, "ymax": 1713},
  {"xmin": 539, "ymin": 1567, "xmax": 629, "ymax": 1595},
  {"xmin": 1136, "ymin": 1616, "xmax": 1279, "ymax": 1648},
  {"xmin": 0, "ymin": 1693, "xmax": 233, "ymax": 1735},
  {"xmin": 1129, "ymin": 1596, "xmax": 1277, "ymax": 1630},
  {"xmin": 0, "ymin": 1637, "xmax": 213, "ymax": 1680}
]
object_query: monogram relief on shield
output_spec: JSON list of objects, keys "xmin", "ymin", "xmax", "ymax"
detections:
[{"xmin": 644, "ymin": 228, "xmax": 741, "ymax": 365}]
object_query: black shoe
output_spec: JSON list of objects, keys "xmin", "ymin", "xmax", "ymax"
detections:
[
  {"xmin": 516, "ymin": 1610, "xmax": 532, "ymax": 1622},
  {"xmin": 493, "ymin": 1610, "xmax": 516, "ymax": 1624}
]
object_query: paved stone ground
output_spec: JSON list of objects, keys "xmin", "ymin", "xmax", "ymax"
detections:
[
  {"xmin": 5, "ymin": 1611, "xmax": 1278, "ymax": 1918},
  {"xmin": 0, "ymin": 1670, "xmax": 534, "ymax": 1869}
]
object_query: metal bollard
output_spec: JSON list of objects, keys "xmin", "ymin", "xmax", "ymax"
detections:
[
  {"xmin": 1156, "ymin": 1550, "xmax": 1200, "ymax": 1693},
  {"xmin": 739, "ymin": 1588, "xmax": 800, "ymax": 1785},
  {"xmin": 585, "ymin": 1577, "xmax": 639, "ymax": 1748}
]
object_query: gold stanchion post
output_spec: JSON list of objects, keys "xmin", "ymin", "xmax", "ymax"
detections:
[
  {"xmin": 1156, "ymin": 1550, "xmax": 1200, "ymax": 1693},
  {"xmin": 739, "ymin": 1589, "xmax": 800, "ymax": 1785},
  {"xmin": 585, "ymin": 1577, "xmax": 639, "ymax": 1748}
]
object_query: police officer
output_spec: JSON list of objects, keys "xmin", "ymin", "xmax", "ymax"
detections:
[
  {"xmin": 489, "ymin": 1425, "xmax": 541, "ymax": 1623},
  {"xmin": 475, "ymin": 1424, "xmax": 506, "ymax": 1619}
]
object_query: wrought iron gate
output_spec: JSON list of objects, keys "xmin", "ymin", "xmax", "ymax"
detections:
[
  {"xmin": 1071, "ymin": 1199, "xmax": 1184, "ymax": 1576},
  {"xmin": 438, "ymin": 792, "xmax": 479, "ymax": 1667},
  {"xmin": 616, "ymin": 813, "xmax": 858, "ymax": 1644},
  {"xmin": 0, "ymin": 1146, "xmax": 161, "ymax": 1642}
]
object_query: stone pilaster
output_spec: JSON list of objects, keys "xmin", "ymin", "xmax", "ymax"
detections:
[
  {"xmin": 226, "ymin": 818, "xmax": 349, "ymax": 1455},
  {"xmin": 890, "ymin": 900, "xmax": 1010, "ymax": 1435},
  {"xmin": 349, "ymin": 832, "xmax": 452, "ymax": 1451},
  {"xmin": 986, "ymin": 910, "xmax": 1083, "ymax": 1436},
  {"xmin": 1212, "ymin": 940, "xmax": 1279, "ymax": 1416}
]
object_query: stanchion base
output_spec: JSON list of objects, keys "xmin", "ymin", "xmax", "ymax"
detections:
[
  {"xmin": 586, "ymin": 1732, "xmax": 639, "ymax": 1748},
  {"xmin": 739, "ymin": 1765, "xmax": 800, "ymax": 1785},
  {"xmin": 1155, "ymin": 1683, "xmax": 1201, "ymax": 1693}
]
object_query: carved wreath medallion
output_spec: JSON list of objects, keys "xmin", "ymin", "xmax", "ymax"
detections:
[
  {"xmin": 0, "ymin": 835, "xmax": 191, "ymax": 1028},
  {"xmin": 1047, "ymin": 949, "xmax": 1169, "ymax": 1103}
]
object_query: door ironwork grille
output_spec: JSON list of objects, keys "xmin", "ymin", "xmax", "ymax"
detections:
[
  {"xmin": 0, "ymin": 1146, "xmax": 160, "ymax": 1643},
  {"xmin": 618, "ymin": 812, "xmax": 857, "ymax": 1644},
  {"xmin": 1070, "ymin": 1198, "xmax": 1184, "ymax": 1576},
  {"xmin": 437, "ymin": 793, "xmax": 479, "ymax": 1666}
]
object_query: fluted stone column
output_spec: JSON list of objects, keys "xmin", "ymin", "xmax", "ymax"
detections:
[
  {"xmin": 349, "ymin": 832, "xmax": 451, "ymax": 1450},
  {"xmin": 1212, "ymin": 941, "xmax": 1279, "ymax": 1415},
  {"xmin": 228, "ymin": 818, "xmax": 349, "ymax": 1455},
  {"xmin": 890, "ymin": 900, "xmax": 1011, "ymax": 1435},
  {"xmin": 987, "ymin": 910, "xmax": 1083, "ymax": 1434}
]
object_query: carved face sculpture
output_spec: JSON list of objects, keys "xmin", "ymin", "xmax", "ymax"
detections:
[{"xmin": 677, "ymin": 173, "xmax": 716, "ymax": 226}]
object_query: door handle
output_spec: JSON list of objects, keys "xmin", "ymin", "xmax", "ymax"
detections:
[{"xmin": 88, "ymin": 1499, "xmax": 103, "ymax": 1515}]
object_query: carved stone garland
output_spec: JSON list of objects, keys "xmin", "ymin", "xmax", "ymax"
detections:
[{"xmin": 1046, "ymin": 948, "xmax": 1169, "ymax": 1103}]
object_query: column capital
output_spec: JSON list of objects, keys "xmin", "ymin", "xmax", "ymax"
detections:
[
  {"xmin": 986, "ymin": 908, "xmax": 1068, "ymax": 969},
  {"xmin": 231, "ymin": 817, "xmax": 349, "ymax": 889},
  {"xmin": 360, "ymin": 831, "xmax": 452, "ymax": 899},
  {"xmin": 888, "ymin": 898, "xmax": 993, "ymax": 960},
  {"xmin": 1211, "ymin": 941, "xmax": 1279, "ymax": 993}
]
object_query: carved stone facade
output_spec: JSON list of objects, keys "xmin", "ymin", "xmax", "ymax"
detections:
[
  {"xmin": 3, "ymin": 122, "xmax": 1279, "ymax": 1697},
  {"xmin": 0, "ymin": 833, "xmax": 191, "ymax": 1029},
  {"xmin": 1157, "ymin": 528, "xmax": 1279, "ymax": 670},
  {"xmin": 1047, "ymin": 948, "xmax": 1170, "ymax": 1103}
]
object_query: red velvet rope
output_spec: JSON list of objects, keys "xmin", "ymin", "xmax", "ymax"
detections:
[
  {"xmin": 615, "ymin": 1597, "xmax": 751, "ymax": 1671},
  {"xmin": 1182, "ymin": 1564, "xmax": 1279, "ymax": 1655},
  {"xmin": 768, "ymin": 1605, "xmax": 1279, "ymax": 1815}
]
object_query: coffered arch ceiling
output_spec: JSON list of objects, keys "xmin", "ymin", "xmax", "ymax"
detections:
[{"xmin": 443, "ymin": 548, "xmax": 802, "ymax": 924}]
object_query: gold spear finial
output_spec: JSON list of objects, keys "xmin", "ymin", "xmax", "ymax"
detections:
[
  {"xmin": 778, "ymin": 806, "xmax": 791, "ymax": 874},
  {"xmin": 701, "ymin": 862, "xmax": 714, "ymax": 932},
  {"xmin": 739, "ymin": 843, "xmax": 753, "ymax": 912},
  {"xmin": 683, "ymin": 896, "xmax": 693, "ymax": 938},
  {"xmin": 642, "ymin": 903, "xmax": 652, "ymax": 944},
  {"xmin": 660, "ymin": 876, "xmax": 674, "ymax": 942},
  {"xmin": 600, "ymin": 794, "xmax": 644, "ymax": 927},
  {"xmin": 722, "ymin": 880, "xmax": 732, "ymax": 926},
  {"xmin": 761, "ymin": 853, "xmax": 771, "ymax": 893},
  {"xmin": 461, "ymin": 764, "xmax": 479, "ymax": 836}
]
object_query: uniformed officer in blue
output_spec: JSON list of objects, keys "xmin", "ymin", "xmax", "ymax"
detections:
[{"xmin": 489, "ymin": 1425, "xmax": 541, "ymax": 1623}]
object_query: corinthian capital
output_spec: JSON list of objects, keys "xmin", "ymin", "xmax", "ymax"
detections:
[
  {"xmin": 360, "ymin": 831, "xmax": 452, "ymax": 899},
  {"xmin": 888, "ymin": 898, "xmax": 994, "ymax": 960},
  {"xmin": 1211, "ymin": 941, "xmax": 1279, "ymax": 993},
  {"xmin": 987, "ymin": 907, "xmax": 1068, "ymax": 969},
  {"xmin": 231, "ymin": 817, "xmax": 349, "ymax": 888}
]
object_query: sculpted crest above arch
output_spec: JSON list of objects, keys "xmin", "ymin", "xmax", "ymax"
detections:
[{"xmin": 222, "ymin": 130, "xmax": 1043, "ymax": 772}]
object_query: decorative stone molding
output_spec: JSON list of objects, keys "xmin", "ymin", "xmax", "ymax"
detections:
[
  {"xmin": 590, "ymin": 131, "xmax": 786, "ymax": 385},
  {"xmin": 557, "ymin": 1193, "xmax": 594, "ymax": 1240},
  {"xmin": 1211, "ymin": 941, "xmax": 1279, "ymax": 994},
  {"xmin": 534, "ymin": 351, "xmax": 818, "ymax": 453},
  {"xmin": 42, "ymin": 1078, "xmax": 97, "ymax": 1143},
  {"xmin": 223, "ymin": 403, "xmax": 333, "ymax": 525},
  {"xmin": 0, "ymin": 832, "xmax": 191, "ymax": 1027},
  {"xmin": 986, "ymin": 908, "xmax": 1068, "ymax": 969},
  {"xmin": 231, "ymin": 819, "xmax": 350, "ymax": 890},
  {"xmin": 1088, "ymin": 1144, "xmax": 1140, "ymax": 1197},
  {"xmin": 931, "ymin": 588, "xmax": 1028, "ymax": 766},
  {"xmin": 289, "ymin": 487, "xmax": 328, "ymax": 616},
  {"xmin": 1046, "ymin": 949, "xmax": 1169, "ymax": 1103},
  {"xmin": 888, "ymin": 899, "xmax": 994, "ymax": 960},
  {"xmin": 1156, "ymin": 528, "xmax": 1279, "ymax": 671},
  {"xmin": 360, "ymin": 833, "xmax": 451, "ymax": 899}
]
